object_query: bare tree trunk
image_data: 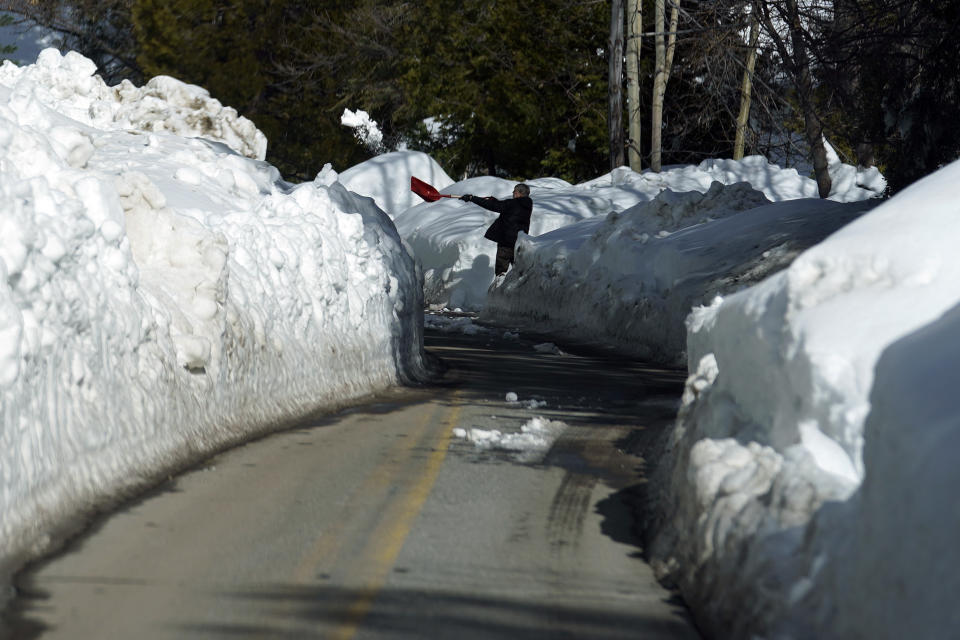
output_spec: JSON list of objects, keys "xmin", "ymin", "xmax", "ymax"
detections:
[
  {"xmin": 650, "ymin": 0, "xmax": 666, "ymax": 171},
  {"xmin": 798, "ymin": 69, "xmax": 832, "ymax": 198},
  {"xmin": 626, "ymin": 0, "xmax": 642, "ymax": 171},
  {"xmin": 856, "ymin": 142, "xmax": 875, "ymax": 169},
  {"xmin": 734, "ymin": 8, "xmax": 759, "ymax": 160},
  {"xmin": 609, "ymin": 0, "xmax": 626, "ymax": 169},
  {"xmin": 755, "ymin": 0, "xmax": 832, "ymax": 197},
  {"xmin": 664, "ymin": 0, "xmax": 679, "ymax": 84},
  {"xmin": 789, "ymin": 0, "xmax": 831, "ymax": 197}
]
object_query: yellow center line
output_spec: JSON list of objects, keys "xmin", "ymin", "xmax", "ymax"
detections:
[
  {"xmin": 329, "ymin": 392, "xmax": 462, "ymax": 640},
  {"xmin": 291, "ymin": 400, "xmax": 441, "ymax": 584}
]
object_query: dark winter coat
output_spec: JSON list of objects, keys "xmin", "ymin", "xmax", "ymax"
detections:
[{"xmin": 470, "ymin": 196, "xmax": 533, "ymax": 247}]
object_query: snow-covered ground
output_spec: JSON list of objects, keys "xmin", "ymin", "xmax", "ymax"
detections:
[
  {"xmin": 0, "ymin": 50, "xmax": 428, "ymax": 599},
  {"xmin": 2, "ymin": 45, "xmax": 955, "ymax": 639}
]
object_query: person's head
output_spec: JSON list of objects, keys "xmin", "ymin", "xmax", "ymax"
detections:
[{"xmin": 512, "ymin": 183, "xmax": 530, "ymax": 198}]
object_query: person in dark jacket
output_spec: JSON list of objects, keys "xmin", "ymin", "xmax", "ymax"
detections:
[{"xmin": 460, "ymin": 183, "xmax": 532, "ymax": 276}]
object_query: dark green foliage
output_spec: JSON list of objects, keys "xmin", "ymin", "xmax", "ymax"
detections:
[
  {"xmin": 394, "ymin": 0, "xmax": 610, "ymax": 182},
  {"xmin": 131, "ymin": 1, "xmax": 381, "ymax": 180},
  {"xmin": 8, "ymin": 0, "xmax": 960, "ymax": 189},
  {"xmin": 264, "ymin": 1, "xmax": 409, "ymax": 178},
  {"xmin": 841, "ymin": 0, "xmax": 960, "ymax": 191},
  {"xmin": 132, "ymin": 0, "xmax": 268, "ymax": 104}
]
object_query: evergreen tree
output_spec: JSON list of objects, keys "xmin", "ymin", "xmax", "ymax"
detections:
[
  {"xmin": 131, "ymin": 1, "xmax": 374, "ymax": 179},
  {"xmin": 822, "ymin": 0, "xmax": 960, "ymax": 191},
  {"xmin": 132, "ymin": 1, "xmax": 270, "ymax": 119},
  {"xmin": 396, "ymin": 0, "xmax": 609, "ymax": 182},
  {"xmin": 266, "ymin": 0, "xmax": 409, "ymax": 177}
]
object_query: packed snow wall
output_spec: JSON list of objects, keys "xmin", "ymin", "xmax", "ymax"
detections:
[{"xmin": 0, "ymin": 50, "xmax": 428, "ymax": 593}]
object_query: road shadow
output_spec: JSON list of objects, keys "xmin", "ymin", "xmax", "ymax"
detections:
[
  {"xmin": 169, "ymin": 582, "xmax": 698, "ymax": 639},
  {"xmin": 423, "ymin": 329, "xmax": 684, "ymax": 421}
]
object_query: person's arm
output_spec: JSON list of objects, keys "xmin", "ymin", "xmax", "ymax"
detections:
[{"xmin": 461, "ymin": 194, "xmax": 507, "ymax": 214}]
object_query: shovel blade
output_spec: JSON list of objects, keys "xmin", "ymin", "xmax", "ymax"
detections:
[{"xmin": 411, "ymin": 176, "xmax": 444, "ymax": 202}]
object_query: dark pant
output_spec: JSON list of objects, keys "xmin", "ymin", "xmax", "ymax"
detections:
[{"xmin": 494, "ymin": 244, "xmax": 514, "ymax": 275}]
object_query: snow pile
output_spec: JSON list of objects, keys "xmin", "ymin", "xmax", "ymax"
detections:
[
  {"xmin": 506, "ymin": 392, "xmax": 548, "ymax": 410},
  {"xmin": 424, "ymin": 313, "xmax": 489, "ymax": 335},
  {"xmin": 694, "ymin": 146, "xmax": 886, "ymax": 203},
  {"xmin": 338, "ymin": 150, "xmax": 454, "ymax": 219},
  {"xmin": 453, "ymin": 416, "xmax": 566, "ymax": 462},
  {"xmin": 822, "ymin": 301, "xmax": 960, "ymax": 638},
  {"xmin": 0, "ymin": 49, "xmax": 426, "ymax": 591},
  {"xmin": 483, "ymin": 182, "xmax": 875, "ymax": 364},
  {"xmin": 0, "ymin": 49, "xmax": 266, "ymax": 160},
  {"xmin": 383, "ymin": 155, "xmax": 883, "ymax": 311},
  {"xmin": 648, "ymin": 160, "xmax": 960, "ymax": 638}
]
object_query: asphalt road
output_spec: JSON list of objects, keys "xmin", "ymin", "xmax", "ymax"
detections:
[{"xmin": 3, "ymin": 324, "xmax": 701, "ymax": 639}]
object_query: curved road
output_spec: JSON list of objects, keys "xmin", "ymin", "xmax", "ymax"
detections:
[{"xmin": 3, "ymin": 323, "xmax": 701, "ymax": 639}]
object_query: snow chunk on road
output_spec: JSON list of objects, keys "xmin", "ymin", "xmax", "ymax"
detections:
[
  {"xmin": 453, "ymin": 417, "xmax": 566, "ymax": 462},
  {"xmin": 533, "ymin": 342, "xmax": 565, "ymax": 355}
]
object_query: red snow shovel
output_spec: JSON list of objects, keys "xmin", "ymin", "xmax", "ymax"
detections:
[{"xmin": 411, "ymin": 176, "xmax": 459, "ymax": 202}]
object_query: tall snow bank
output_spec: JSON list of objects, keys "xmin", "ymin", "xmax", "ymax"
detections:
[
  {"xmin": 648, "ymin": 160, "xmax": 960, "ymax": 638},
  {"xmin": 381, "ymin": 156, "xmax": 883, "ymax": 311},
  {"xmin": 821, "ymin": 301, "xmax": 960, "ymax": 638},
  {"xmin": 483, "ymin": 182, "xmax": 875, "ymax": 364},
  {"xmin": 0, "ymin": 50, "xmax": 426, "ymax": 593}
]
